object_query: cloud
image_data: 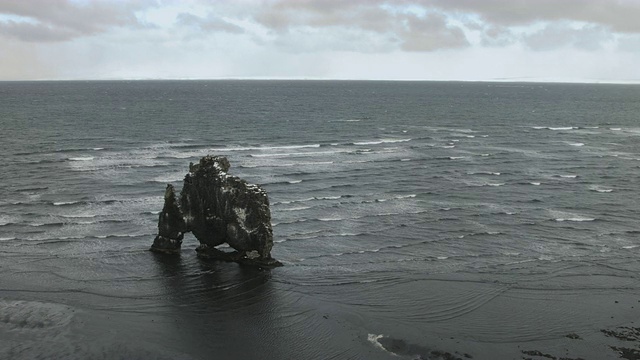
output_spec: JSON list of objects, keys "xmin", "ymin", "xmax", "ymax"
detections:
[
  {"xmin": 524, "ymin": 23, "xmax": 613, "ymax": 51},
  {"xmin": 400, "ymin": 13, "xmax": 468, "ymax": 51},
  {"xmin": 0, "ymin": 0, "xmax": 155, "ymax": 42},
  {"xmin": 479, "ymin": 25, "xmax": 516, "ymax": 47},
  {"xmin": 175, "ymin": 13, "xmax": 244, "ymax": 34},
  {"xmin": 415, "ymin": 0, "xmax": 640, "ymax": 33},
  {"xmin": 249, "ymin": 0, "xmax": 469, "ymax": 52}
]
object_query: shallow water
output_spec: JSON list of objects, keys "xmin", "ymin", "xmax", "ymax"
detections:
[{"xmin": 1, "ymin": 81, "xmax": 639, "ymax": 359}]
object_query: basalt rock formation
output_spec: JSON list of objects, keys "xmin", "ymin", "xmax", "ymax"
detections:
[{"xmin": 150, "ymin": 155, "xmax": 281, "ymax": 267}]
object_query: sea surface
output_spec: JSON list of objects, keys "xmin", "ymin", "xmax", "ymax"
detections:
[{"xmin": 1, "ymin": 81, "xmax": 639, "ymax": 359}]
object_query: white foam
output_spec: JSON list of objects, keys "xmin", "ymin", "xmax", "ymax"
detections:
[
  {"xmin": 555, "ymin": 218, "xmax": 595, "ymax": 222},
  {"xmin": 569, "ymin": 143, "xmax": 585, "ymax": 147},
  {"xmin": 449, "ymin": 156, "xmax": 465, "ymax": 160},
  {"xmin": 53, "ymin": 201, "xmax": 80, "ymax": 206},
  {"xmin": 0, "ymin": 237, "xmax": 15, "ymax": 241},
  {"xmin": 442, "ymin": 145, "xmax": 455, "ymax": 148},
  {"xmin": 486, "ymin": 183, "xmax": 505, "ymax": 187},
  {"xmin": 559, "ymin": 175, "xmax": 577, "ymax": 178},
  {"xmin": 549, "ymin": 127, "xmax": 575, "ymax": 131},
  {"xmin": 395, "ymin": 194, "xmax": 416, "ymax": 199},
  {"xmin": 318, "ymin": 217, "xmax": 343, "ymax": 222},
  {"xmin": 590, "ymin": 186, "xmax": 613, "ymax": 193},
  {"xmin": 92, "ymin": 147, "xmax": 104, "ymax": 151},
  {"xmin": 279, "ymin": 206, "xmax": 311, "ymax": 212},
  {"xmin": 465, "ymin": 135, "xmax": 475, "ymax": 138},
  {"xmin": 211, "ymin": 144, "xmax": 321, "ymax": 152},
  {"xmin": 532, "ymin": 126, "xmax": 546, "ymax": 130},
  {"xmin": 59, "ymin": 214, "xmax": 97, "ymax": 218},
  {"xmin": 367, "ymin": 334, "xmax": 395, "ymax": 355},
  {"xmin": 437, "ymin": 256, "xmax": 449, "ymax": 260},
  {"xmin": 288, "ymin": 180, "xmax": 302, "ymax": 184},
  {"xmin": 400, "ymin": 158, "xmax": 411, "ymax": 161},
  {"xmin": 152, "ymin": 173, "xmax": 184, "ymax": 183},
  {"xmin": 68, "ymin": 157, "xmax": 94, "ymax": 161},
  {"xmin": 317, "ymin": 196, "xmax": 342, "ymax": 200},
  {"xmin": 250, "ymin": 150, "xmax": 344, "ymax": 158},
  {"xmin": 530, "ymin": 182, "xmax": 541, "ymax": 186},
  {"xmin": 623, "ymin": 245, "xmax": 639, "ymax": 249},
  {"xmin": 353, "ymin": 139, "xmax": 411, "ymax": 145},
  {"xmin": 469, "ymin": 171, "xmax": 500, "ymax": 175},
  {"xmin": 610, "ymin": 128, "xmax": 622, "ymax": 131}
]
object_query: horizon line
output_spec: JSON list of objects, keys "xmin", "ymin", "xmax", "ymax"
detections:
[{"xmin": 1, "ymin": 78, "xmax": 639, "ymax": 85}]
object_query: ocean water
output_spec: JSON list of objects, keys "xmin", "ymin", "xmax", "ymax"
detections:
[{"xmin": 1, "ymin": 81, "xmax": 639, "ymax": 359}]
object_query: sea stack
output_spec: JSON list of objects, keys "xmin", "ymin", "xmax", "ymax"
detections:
[{"xmin": 150, "ymin": 155, "xmax": 281, "ymax": 267}]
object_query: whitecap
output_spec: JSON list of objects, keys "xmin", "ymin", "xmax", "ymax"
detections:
[
  {"xmin": 353, "ymin": 139, "xmax": 411, "ymax": 145},
  {"xmin": 250, "ymin": 150, "xmax": 344, "ymax": 158},
  {"xmin": 0, "ymin": 237, "xmax": 16, "ymax": 241},
  {"xmin": 555, "ymin": 218, "xmax": 595, "ymax": 222},
  {"xmin": 530, "ymin": 182, "xmax": 541, "ymax": 186},
  {"xmin": 368, "ymin": 334, "xmax": 396, "ymax": 355},
  {"xmin": 318, "ymin": 218, "xmax": 343, "ymax": 222},
  {"xmin": 569, "ymin": 143, "xmax": 585, "ymax": 147},
  {"xmin": 532, "ymin": 126, "xmax": 546, "ymax": 130},
  {"xmin": 288, "ymin": 180, "xmax": 302, "ymax": 184},
  {"xmin": 395, "ymin": 194, "xmax": 416, "ymax": 199},
  {"xmin": 53, "ymin": 201, "xmax": 80, "ymax": 206},
  {"xmin": 559, "ymin": 175, "xmax": 577, "ymax": 178},
  {"xmin": 590, "ymin": 186, "xmax": 613, "ymax": 193},
  {"xmin": 449, "ymin": 156, "xmax": 465, "ymax": 160},
  {"xmin": 59, "ymin": 214, "xmax": 97, "ymax": 218},
  {"xmin": 465, "ymin": 135, "xmax": 475, "ymax": 138},
  {"xmin": 436, "ymin": 256, "xmax": 449, "ymax": 260},
  {"xmin": 316, "ymin": 196, "xmax": 342, "ymax": 200},
  {"xmin": 92, "ymin": 147, "xmax": 104, "ymax": 151},
  {"xmin": 623, "ymin": 245, "xmax": 639, "ymax": 249},
  {"xmin": 278, "ymin": 206, "xmax": 311, "ymax": 212},
  {"xmin": 68, "ymin": 157, "xmax": 94, "ymax": 161},
  {"xmin": 152, "ymin": 173, "xmax": 184, "ymax": 183},
  {"xmin": 549, "ymin": 127, "xmax": 575, "ymax": 131},
  {"xmin": 211, "ymin": 144, "xmax": 321, "ymax": 152},
  {"xmin": 400, "ymin": 158, "xmax": 411, "ymax": 161},
  {"xmin": 610, "ymin": 128, "xmax": 622, "ymax": 131},
  {"xmin": 486, "ymin": 183, "xmax": 505, "ymax": 187},
  {"xmin": 442, "ymin": 145, "xmax": 455, "ymax": 148}
]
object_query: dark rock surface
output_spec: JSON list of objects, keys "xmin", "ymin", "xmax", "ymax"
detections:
[{"xmin": 150, "ymin": 155, "xmax": 281, "ymax": 267}]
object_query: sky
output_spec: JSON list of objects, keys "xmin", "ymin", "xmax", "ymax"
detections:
[{"xmin": 1, "ymin": 0, "xmax": 639, "ymax": 82}]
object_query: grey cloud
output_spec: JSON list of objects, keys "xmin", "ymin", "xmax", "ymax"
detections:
[
  {"xmin": 253, "ymin": 1, "xmax": 395, "ymax": 33},
  {"xmin": 415, "ymin": 0, "xmax": 640, "ymax": 34},
  {"xmin": 524, "ymin": 23, "xmax": 613, "ymax": 51},
  {"xmin": 176, "ymin": 13, "xmax": 244, "ymax": 34},
  {"xmin": 243, "ymin": 0, "xmax": 640, "ymax": 53},
  {"xmin": 401, "ymin": 13, "xmax": 468, "ymax": 51},
  {"xmin": 480, "ymin": 25, "xmax": 516, "ymax": 47},
  {"xmin": 0, "ymin": 20, "xmax": 76, "ymax": 42},
  {"xmin": 251, "ymin": 0, "xmax": 469, "ymax": 52},
  {"xmin": 0, "ymin": 0, "xmax": 155, "ymax": 42},
  {"xmin": 246, "ymin": 0, "xmax": 640, "ymax": 35}
]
